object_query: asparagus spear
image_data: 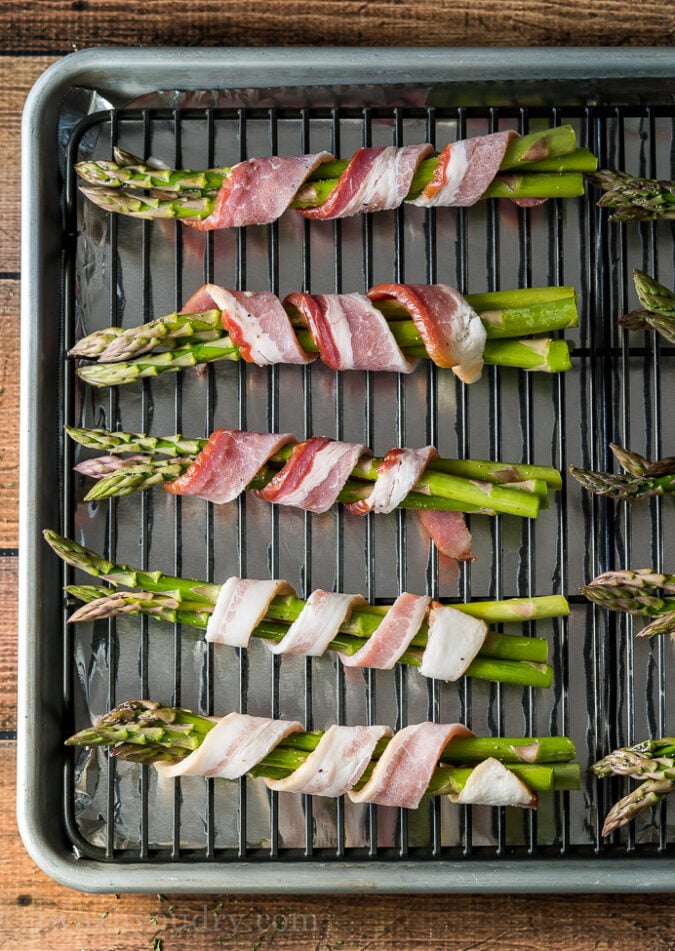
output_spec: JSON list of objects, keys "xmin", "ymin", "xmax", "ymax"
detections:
[
  {"xmin": 76, "ymin": 126, "xmax": 594, "ymax": 222},
  {"xmin": 78, "ymin": 128, "xmax": 587, "ymax": 190},
  {"xmin": 591, "ymin": 738, "xmax": 675, "ymax": 835},
  {"xmin": 65, "ymin": 699, "xmax": 580, "ymax": 799},
  {"xmin": 618, "ymin": 270, "xmax": 675, "ymax": 344},
  {"xmin": 581, "ymin": 568, "xmax": 675, "ymax": 638},
  {"xmin": 46, "ymin": 530, "xmax": 566, "ymax": 689},
  {"xmin": 66, "ymin": 426, "xmax": 557, "ymax": 518},
  {"xmin": 588, "ymin": 169, "xmax": 675, "ymax": 221},
  {"xmin": 74, "ymin": 335, "xmax": 574, "ymax": 387},
  {"xmin": 569, "ymin": 443, "xmax": 675, "ymax": 500},
  {"xmin": 69, "ymin": 286, "xmax": 579, "ymax": 385}
]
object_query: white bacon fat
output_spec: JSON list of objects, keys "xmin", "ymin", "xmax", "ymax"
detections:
[
  {"xmin": 264, "ymin": 724, "xmax": 392, "ymax": 797},
  {"xmin": 418, "ymin": 604, "xmax": 489, "ymax": 682},
  {"xmin": 449, "ymin": 757, "xmax": 537, "ymax": 809},
  {"xmin": 265, "ymin": 590, "xmax": 366, "ymax": 656},
  {"xmin": 206, "ymin": 578, "xmax": 293, "ymax": 648},
  {"xmin": 155, "ymin": 712, "xmax": 302, "ymax": 780}
]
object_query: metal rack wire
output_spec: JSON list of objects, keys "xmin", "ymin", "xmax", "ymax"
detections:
[{"xmin": 60, "ymin": 103, "xmax": 674, "ymax": 868}]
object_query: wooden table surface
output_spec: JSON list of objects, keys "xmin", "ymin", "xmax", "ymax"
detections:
[{"xmin": 2, "ymin": 3, "xmax": 675, "ymax": 949}]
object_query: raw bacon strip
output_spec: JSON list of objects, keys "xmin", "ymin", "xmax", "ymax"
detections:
[
  {"xmin": 418, "ymin": 604, "xmax": 489, "ymax": 682},
  {"xmin": 410, "ymin": 131, "xmax": 518, "ymax": 208},
  {"xmin": 205, "ymin": 577, "xmax": 293, "ymax": 649},
  {"xmin": 348, "ymin": 722, "xmax": 474, "ymax": 809},
  {"xmin": 266, "ymin": 590, "xmax": 366, "ymax": 657},
  {"xmin": 156, "ymin": 712, "xmax": 302, "ymax": 780},
  {"xmin": 164, "ymin": 429, "xmax": 295, "ymax": 505},
  {"xmin": 183, "ymin": 151, "xmax": 334, "ymax": 231},
  {"xmin": 368, "ymin": 283, "xmax": 487, "ymax": 382},
  {"xmin": 284, "ymin": 292, "xmax": 417, "ymax": 374},
  {"xmin": 345, "ymin": 446, "xmax": 437, "ymax": 515},
  {"xmin": 264, "ymin": 724, "xmax": 392, "ymax": 797},
  {"xmin": 299, "ymin": 144, "xmax": 433, "ymax": 220},
  {"xmin": 180, "ymin": 283, "xmax": 313, "ymax": 366},
  {"xmin": 339, "ymin": 592, "xmax": 431, "ymax": 670},
  {"xmin": 449, "ymin": 757, "xmax": 537, "ymax": 808},
  {"xmin": 257, "ymin": 437, "xmax": 368, "ymax": 515},
  {"xmin": 417, "ymin": 509, "xmax": 475, "ymax": 562}
]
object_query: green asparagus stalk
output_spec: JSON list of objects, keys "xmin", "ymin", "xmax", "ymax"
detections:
[
  {"xmin": 588, "ymin": 169, "xmax": 675, "ymax": 221},
  {"xmin": 66, "ymin": 426, "xmax": 556, "ymax": 518},
  {"xmin": 76, "ymin": 126, "xmax": 594, "ymax": 222},
  {"xmin": 73, "ymin": 335, "xmax": 573, "ymax": 387},
  {"xmin": 569, "ymin": 443, "xmax": 675, "ymax": 500},
  {"xmin": 591, "ymin": 738, "xmax": 675, "ymax": 835},
  {"xmin": 46, "ymin": 530, "xmax": 566, "ymax": 689},
  {"xmin": 581, "ymin": 568, "xmax": 675, "ymax": 637},
  {"xmin": 65, "ymin": 699, "xmax": 580, "ymax": 799},
  {"xmin": 618, "ymin": 270, "xmax": 675, "ymax": 344}
]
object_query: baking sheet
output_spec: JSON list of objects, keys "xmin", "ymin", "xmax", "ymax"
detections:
[{"xmin": 19, "ymin": 48, "xmax": 675, "ymax": 892}]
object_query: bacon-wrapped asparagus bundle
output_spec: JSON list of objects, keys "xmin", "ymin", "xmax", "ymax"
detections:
[
  {"xmin": 71, "ymin": 283, "xmax": 578, "ymax": 387},
  {"xmin": 46, "ymin": 531, "xmax": 566, "ymax": 688},
  {"xmin": 76, "ymin": 125, "xmax": 596, "ymax": 229},
  {"xmin": 67, "ymin": 427, "xmax": 561, "ymax": 561},
  {"xmin": 66, "ymin": 700, "xmax": 580, "ymax": 810}
]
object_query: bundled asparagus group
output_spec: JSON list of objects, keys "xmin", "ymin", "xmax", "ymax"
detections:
[
  {"xmin": 619, "ymin": 269, "xmax": 675, "ymax": 344},
  {"xmin": 589, "ymin": 170, "xmax": 675, "ymax": 222},
  {"xmin": 592, "ymin": 738, "xmax": 675, "ymax": 835},
  {"xmin": 46, "ymin": 530, "xmax": 567, "ymax": 689},
  {"xmin": 65, "ymin": 699, "xmax": 580, "ymax": 808},
  {"xmin": 70, "ymin": 284, "xmax": 578, "ymax": 386},
  {"xmin": 67, "ymin": 425, "xmax": 561, "ymax": 521},
  {"xmin": 582, "ymin": 568, "xmax": 675, "ymax": 639},
  {"xmin": 76, "ymin": 125, "xmax": 595, "ymax": 224},
  {"xmin": 570, "ymin": 443, "xmax": 675, "ymax": 501}
]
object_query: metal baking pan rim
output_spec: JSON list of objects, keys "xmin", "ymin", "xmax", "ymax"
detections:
[{"xmin": 18, "ymin": 46, "xmax": 675, "ymax": 894}]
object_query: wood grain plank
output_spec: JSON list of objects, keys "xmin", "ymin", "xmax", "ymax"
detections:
[
  {"xmin": 0, "ymin": 279, "xmax": 19, "ymax": 544},
  {"xmin": 0, "ymin": 0, "xmax": 671, "ymax": 50},
  {"xmin": 0, "ymin": 57, "xmax": 59, "ymax": 273},
  {"xmin": 0, "ymin": 557, "xmax": 18, "ymax": 732},
  {"xmin": 0, "ymin": 280, "xmax": 19, "ymax": 548},
  {"xmin": 2, "ymin": 733, "xmax": 675, "ymax": 950}
]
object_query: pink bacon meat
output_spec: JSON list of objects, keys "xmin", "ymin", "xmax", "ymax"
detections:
[
  {"xmin": 417, "ymin": 509, "xmax": 476, "ymax": 562},
  {"xmin": 367, "ymin": 283, "xmax": 486, "ymax": 382},
  {"xmin": 348, "ymin": 722, "xmax": 474, "ymax": 809},
  {"xmin": 410, "ymin": 130, "xmax": 517, "ymax": 209},
  {"xmin": 256, "ymin": 436, "xmax": 368, "ymax": 515},
  {"xmin": 164, "ymin": 429, "xmax": 294, "ymax": 505},
  {"xmin": 339, "ymin": 592, "xmax": 431, "ymax": 671},
  {"xmin": 345, "ymin": 446, "xmax": 437, "ymax": 515},
  {"xmin": 298, "ymin": 144, "xmax": 433, "ymax": 220},
  {"xmin": 181, "ymin": 284, "xmax": 312, "ymax": 366},
  {"xmin": 183, "ymin": 151, "xmax": 333, "ymax": 231},
  {"xmin": 156, "ymin": 712, "xmax": 302, "ymax": 780},
  {"xmin": 284, "ymin": 291, "xmax": 417, "ymax": 374}
]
